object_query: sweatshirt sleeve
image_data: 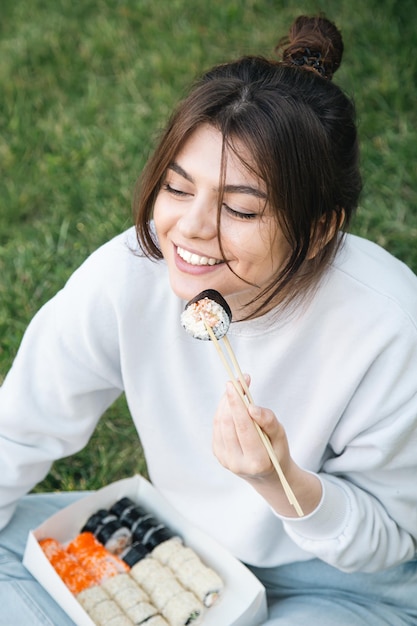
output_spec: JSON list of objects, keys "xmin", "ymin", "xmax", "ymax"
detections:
[
  {"xmin": 0, "ymin": 236, "xmax": 128, "ymax": 530},
  {"xmin": 279, "ymin": 307, "xmax": 417, "ymax": 572}
]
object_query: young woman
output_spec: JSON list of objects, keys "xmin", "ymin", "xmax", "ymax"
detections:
[{"xmin": 1, "ymin": 14, "xmax": 417, "ymax": 625}]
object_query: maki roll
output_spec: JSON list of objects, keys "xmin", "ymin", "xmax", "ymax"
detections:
[
  {"xmin": 82, "ymin": 508, "xmax": 132, "ymax": 556},
  {"xmin": 176, "ymin": 563, "xmax": 224, "ymax": 608},
  {"xmin": 76, "ymin": 584, "xmax": 110, "ymax": 612},
  {"xmin": 131, "ymin": 514, "xmax": 159, "ymax": 542},
  {"xmin": 82, "ymin": 509, "xmax": 117, "ymax": 534},
  {"xmin": 102, "ymin": 573, "xmax": 150, "ymax": 610},
  {"xmin": 39, "ymin": 537, "xmax": 98, "ymax": 595},
  {"xmin": 88, "ymin": 598, "xmax": 126, "ymax": 625},
  {"xmin": 155, "ymin": 541, "xmax": 224, "ymax": 607},
  {"xmin": 120, "ymin": 541, "xmax": 150, "ymax": 567},
  {"xmin": 67, "ymin": 532, "xmax": 130, "ymax": 582},
  {"xmin": 95, "ymin": 518, "xmax": 133, "ymax": 556},
  {"xmin": 151, "ymin": 538, "xmax": 184, "ymax": 565},
  {"xmin": 148, "ymin": 577, "xmax": 184, "ymax": 610},
  {"xmin": 161, "ymin": 591, "xmax": 205, "ymax": 626},
  {"xmin": 125, "ymin": 600, "xmax": 158, "ymax": 624},
  {"xmin": 142, "ymin": 525, "xmax": 178, "ymax": 551},
  {"xmin": 109, "ymin": 497, "xmax": 137, "ymax": 518},
  {"xmin": 130, "ymin": 558, "xmax": 174, "ymax": 594},
  {"xmin": 119, "ymin": 504, "xmax": 150, "ymax": 528},
  {"xmin": 181, "ymin": 290, "xmax": 232, "ymax": 341},
  {"xmin": 164, "ymin": 546, "xmax": 201, "ymax": 573}
]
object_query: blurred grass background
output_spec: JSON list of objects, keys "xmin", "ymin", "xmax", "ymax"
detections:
[{"xmin": 0, "ymin": 0, "xmax": 416, "ymax": 492}]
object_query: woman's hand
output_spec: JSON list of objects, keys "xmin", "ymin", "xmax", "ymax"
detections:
[{"xmin": 212, "ymin": 377, "xmax": 322, "ymax": 517}]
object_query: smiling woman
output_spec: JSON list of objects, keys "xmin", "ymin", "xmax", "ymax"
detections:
[
  {"xmin": 1, "ymin": 13, "xmax": 417, "ymax": 626},
  {"xmin": 135, "ymin": 49, "xmax": 358, "ymax": 319}
]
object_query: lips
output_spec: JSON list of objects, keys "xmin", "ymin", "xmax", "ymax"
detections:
[{"xmin": 176, "ymin": 246, "xmax": 222, "ymax": 266}]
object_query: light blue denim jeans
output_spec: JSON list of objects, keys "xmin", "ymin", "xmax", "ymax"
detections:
[{"xmin": 1, "ymin": 492, "xmax": 417, "ymax": 625}]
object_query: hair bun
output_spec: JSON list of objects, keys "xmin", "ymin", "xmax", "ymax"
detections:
[{"xmin": 276, "ymin": 14, "xmax": 344, "ymax": 80}]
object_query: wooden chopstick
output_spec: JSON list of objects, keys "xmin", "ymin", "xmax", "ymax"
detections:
[{"xmin": 203, "ymin": 320, "xmax": 304, "ymax": 517}]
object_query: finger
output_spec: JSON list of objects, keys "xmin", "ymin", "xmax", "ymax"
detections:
[
  {"xmin": 212, "ymin": 386, "xmax": 244, "ymax": 464},
  {"xmin": 247, "ymin": 404, "xmax": 290, "ymax": 462},
  {"xmin": 226, "ymin": 382, "xmax": 270, "ymax": 459}
]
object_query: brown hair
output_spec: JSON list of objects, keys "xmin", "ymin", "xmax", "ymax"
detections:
[{"xmin": 134, "ymin": 14, "xmax": 362, "ymax": 318}]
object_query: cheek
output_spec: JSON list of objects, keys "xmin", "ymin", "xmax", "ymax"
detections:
[
  {"xmin": 224, "ymin": 223, "xmax": 282, "ymax": 266},
  {"xmin": 152, "ymin": 199, "xmax": 169, "ymax": 238}
]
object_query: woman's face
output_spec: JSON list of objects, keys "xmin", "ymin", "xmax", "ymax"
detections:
[{"xmin": 153, "ymin": 124, "xmax": 290, "ymax": 318}]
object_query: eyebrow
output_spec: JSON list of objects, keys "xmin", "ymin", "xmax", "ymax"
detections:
[{"xmin": 167, "ymin": 162, "xmax": 267, "ymax": 200}]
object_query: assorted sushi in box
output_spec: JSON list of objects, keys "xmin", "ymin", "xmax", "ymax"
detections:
[{"xmin": 23, "ymin": 475, "xmax": 267, "ymax": 626}]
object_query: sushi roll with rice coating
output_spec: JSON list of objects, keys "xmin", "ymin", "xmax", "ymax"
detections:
[
  {"xmin": 130, "ymin": 558, "xmax": 173, "ymax": 593},
  {"xmin": 76, "ymin": 584, "xmax": 110, "ymax": 612},
  {"xmin": 102, "ymin": 572, "xmax": 150, "ymax": 608},
  {"xmin": 181, "ymin": 290, "xmax": 232, "ymax": 341},
  {"xmin": 151, "ymin": 537, "xmax": 183, "ymax": 565},
  {"xmin": 88, "ymin": 598, "xmax": 126, "ymax": 625},
  {"xmin": 162, "ymin": 591, "xmax": 205, "ymax": 626},
  {"xmin": 153, "ymin": 540, "xmax": 224, "ymax": 607},
  {"xmin": 125, "ymin": 600, "xmax": 158, "ymax": 624},
  {"xmin": 176, "ymin": 563, "xmax": 224, "ymax": 607},
  {"xmin": 165, "ymin": 546, "xmax": 201, "ymax": 573},
  {"xmin": 149, "ymin": 576, "xmax": 184, "ymax": 610}
]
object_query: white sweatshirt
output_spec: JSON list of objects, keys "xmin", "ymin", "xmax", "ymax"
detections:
[{"xmin": 1, "ymin": 227, "xmax": 417, "ymax": 572}]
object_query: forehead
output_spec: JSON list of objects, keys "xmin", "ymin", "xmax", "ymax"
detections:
[{"xmin": 174, "ymin": 124, "xmax": 266, "ymax": 190}]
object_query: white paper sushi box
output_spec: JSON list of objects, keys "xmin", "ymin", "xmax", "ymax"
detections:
[{"xmin": 23, "ymin": 475, "xmax": 268, "ymax": 625}]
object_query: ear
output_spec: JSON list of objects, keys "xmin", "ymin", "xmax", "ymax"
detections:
[{"xmin": 307, "ymin": 208, "xmax": 345, "ymax": 260}]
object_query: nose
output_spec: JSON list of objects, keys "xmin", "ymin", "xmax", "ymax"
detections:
[{"xmin": 177, "ymin": 196, "xmax": 218, "ymax": 240}]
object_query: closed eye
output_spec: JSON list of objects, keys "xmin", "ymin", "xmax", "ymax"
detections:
[
  {"xmin": 223, "ymin": 204, "xmax": 257, "ymax": 220},
  {"xmin": 162, "ymin": 182, "xmax": 190, "ymax": 197}
]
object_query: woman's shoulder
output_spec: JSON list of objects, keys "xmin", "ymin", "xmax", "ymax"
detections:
[{"xmin": 330, "ymin": 233, "xmax": 417, "ymax": 325}]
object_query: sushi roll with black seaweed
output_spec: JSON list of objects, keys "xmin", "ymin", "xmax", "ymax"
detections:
[
  {"xmin": 181, "ymin": 290, "xmax": 232, "ymax": 341},
  {"xmin": 120, "ymin": 504, "xmax": 150, "ymax": 528},
  {"xmin": 95, "ymin": 518, "xmax": 133, "ymax": 556},
  {"xmin": 143, "ymin": 525, "xmax": 179, "ymax": 550},
  {"xmin": 131, "ymin": 514, "xmax": 160, "ymax": 542},
  {"xmin": 109, "ymin": 497, "xmax": 137, "ymax": 518},
  {"xmin": 82, "ymin": 509, "xmax": 117, "ymax": 534},
  {"xmin": 120, "ymin": 541, "xmax": 150, "ymax": 567},
  {"xmin": 82, "ymin": 508, "xmax": 133, "ymax": 556}
]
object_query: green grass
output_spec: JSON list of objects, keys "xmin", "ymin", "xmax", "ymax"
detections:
[{"xmin": 1, "ymin": 0, "xmax": 416, "ymax": 492}]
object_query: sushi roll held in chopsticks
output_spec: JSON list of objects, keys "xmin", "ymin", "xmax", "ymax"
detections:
[
  {"xmin": 181, "ymin": 289, "xmax": 305, "ymax": 518},
  {"xmin": 181, "ymin": 290, "xmax": 232, "ymax": 341}
]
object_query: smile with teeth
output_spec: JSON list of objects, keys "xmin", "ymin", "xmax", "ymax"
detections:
[{"xmin": 177, "ymin": 246, "xmax": 222, "ymax": 266}]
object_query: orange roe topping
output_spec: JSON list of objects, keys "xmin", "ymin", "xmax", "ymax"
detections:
[
  {"xmin": 67, "ymin": 532, "xmax": 129, "ymax": 582},
  {"xmin": 39, "ymin": 537, "xmax": 99, "ymax": 594}
]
